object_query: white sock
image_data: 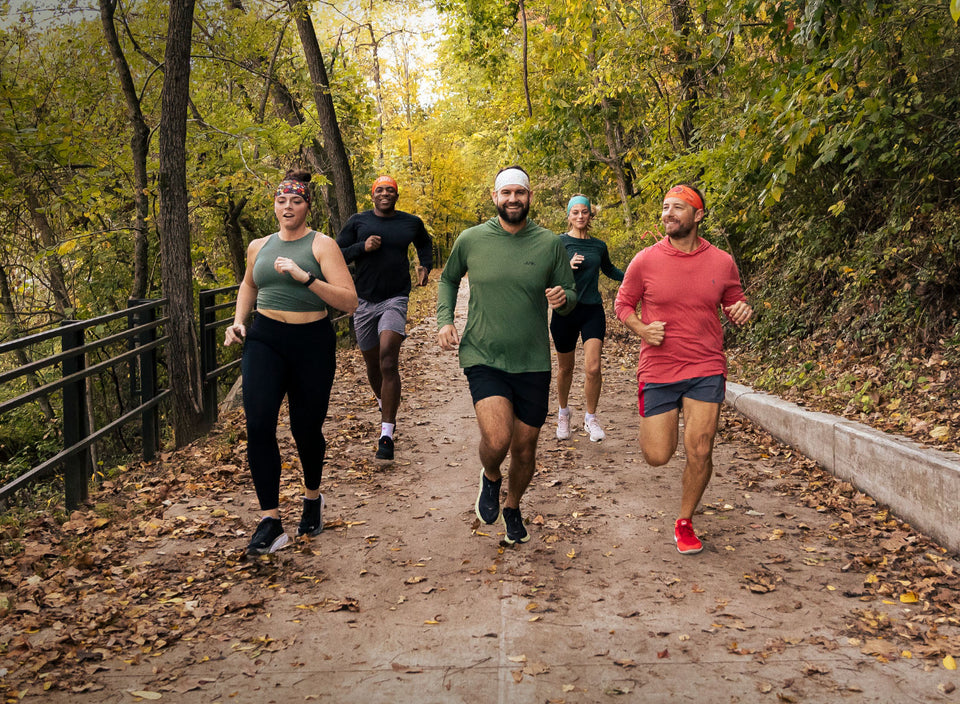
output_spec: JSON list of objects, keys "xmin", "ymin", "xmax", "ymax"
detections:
[
  {"xmin": 381, "ymin": 422, "xmax": 395, "ymax": 439},
  {"xmin": 558, "ymin": 407, "xmax": 570, "ymax": 417},
  {"xmin": 584, "ymin": 413, "xmax": 596, "ymax": 424}
]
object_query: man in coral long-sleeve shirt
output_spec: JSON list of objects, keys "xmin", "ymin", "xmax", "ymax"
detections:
[{"xmin": 615, "ymin": 184, "xmax": 753, "ymax": 555}]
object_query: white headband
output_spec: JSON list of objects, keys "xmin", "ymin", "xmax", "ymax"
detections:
[{"xmin": 494, "ymin": 168, "xmax": 530, "ymax": 192}]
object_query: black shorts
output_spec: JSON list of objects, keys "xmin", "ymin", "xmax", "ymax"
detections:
[
  {"xmin": 550, "ymin": 303, "xmax": 607, "ymax": 354},
  {"xmin": 463, "ymin": 365, "xmax": 551, "ymax": 428}
]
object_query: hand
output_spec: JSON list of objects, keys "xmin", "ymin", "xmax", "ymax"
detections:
[
  {"xmin": 640, "ymin": 320, "xmax": 666, "ymax": 346},
  {"xmin": 416, "ymin": 266, "xmax": 429, "ymax": 286},
  {"xmin": 545, "ymin": 286, "xmax": 567, "ymax": 310},
  {"xmin": 570, "ymin": 253, "xmax": 584, "ymax": 270},
  {"xmin": 724, "ymin": 300, "xmax": 753, "ymax": 326},
  {"xmin": 224, "ymin": 323, "xmax": 246, "ymax": 346},
  {"xmin": 438, "ymin": 324, "xmax": 459, "ymax": 351},
  {"xmin": 364, "ymin": 235, "xmax": 382, "ymax": 252},
  {"xmin": 274, "ymin": 256, "xmax": 307, "ymax": 282}
]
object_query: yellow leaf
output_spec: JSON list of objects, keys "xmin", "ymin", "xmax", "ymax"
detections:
[
  {"xmin": 944, "ymin": 655, "xmax": 957, "ymax": 670},
  {"xmin": 508, "ymin": 654, "xmax": 527, "ymax": 663},
  {"xmin": 128, "ymin": 692, "xmax": 162, "ymax": 701},
  {"xmin": 826, "ymin": 585, "xmax": 837, "ymax": 591},
  {"xmin": 525, "ymin": 603, "xmax": 539, "ymax": 611},
  {"xmin": 865, "ymin": 574, "xmax": 879, "ymax": 584},
  {"xmin": 424, "ymin": 620, "xmax": 439, "ymax": 625},
  {"xmin": 567, "ymin": 549, "xmax": 576, "ymax": 559},
  {"xmin": 58, "ymin": 239, "xmax": 78, "ymax": 255},
  {"xmin": 899, "ymin": 591, "xmax": 919, "ymax": 603}
]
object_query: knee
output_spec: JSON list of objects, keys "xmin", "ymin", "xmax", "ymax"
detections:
[
  {"xmin": 380, "ymin": 353, "xmax": 400, "ymax": 376},
  {"xmin": 584, "ymin": 361, "xmax": 601, "ymax": 381},
  {"xmin": 642, "ymin": 449, "xmax": 672, "ymax": 467}
]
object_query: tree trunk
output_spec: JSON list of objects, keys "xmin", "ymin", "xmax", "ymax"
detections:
[
  {"xmin": 100, "ymin": 0, "xmax": 152, "ymax": 299},
  {"xmin": 519, "ymin": 0, "xmax": 532, "ymax": 118},
  {"xmin": 158, "ymin": 0, "xmax": 205, "ymax": 445},
  {"xmin": 21, "ymin": 184, "xmax": 73, "ymax": 317},
  {"xmin": 224, "ymin": 193, "xmax": 248, "ymax": 282},
  {"xmin": 669, "ymin": 0, "xmax": 699, "ymax": 150},
  {"xmin": 287, "ymin": 0, "xmax": 357, "ymax": 234}
]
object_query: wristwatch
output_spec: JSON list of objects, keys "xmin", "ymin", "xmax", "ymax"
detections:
[{"xmin": 303, "ymin": 272, "xmax": 317, "ymax": 287}]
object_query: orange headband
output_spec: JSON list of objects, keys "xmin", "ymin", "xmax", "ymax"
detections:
[
  {"xmin": 372, "ymin": 175, "xmax": 398, "ymax": 195},
  {"xmin": 664, "ymin": 185, "xmax": 703, "ymax": 210}
]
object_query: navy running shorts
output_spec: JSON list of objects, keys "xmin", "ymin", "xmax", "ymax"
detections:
[
  {"xmin": 638, "ymin": 374, "xmax": 726, "ymax": 417},
  {"xmin": 550, "ymin": 302, "xmax": 607, "ymax": 354}
]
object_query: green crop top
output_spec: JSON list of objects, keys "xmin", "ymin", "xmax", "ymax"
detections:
[{"xmin": 252, "ymin": 231, "xmax": 328, "ymax": 313}]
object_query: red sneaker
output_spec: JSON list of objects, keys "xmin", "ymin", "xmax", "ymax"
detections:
[{"xmin": 674, "ymin": 518, "xmax": 703, "ymax": 554}]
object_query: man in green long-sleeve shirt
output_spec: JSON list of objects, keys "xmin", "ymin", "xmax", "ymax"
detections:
[{"xmin": 438, "ymin": 166, "xmax": 577, "ymax": 545}]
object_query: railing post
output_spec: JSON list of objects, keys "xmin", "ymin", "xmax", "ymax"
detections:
[
  {"xmin": 60, "ymin": 322, "xmax": 89, "ymax": 510},
  {"xmin": 134, "ymin": 300, "xmax": 160, "ymax": 462},
  {"xmin": 198, "ymin": 289, "xmax": 218, "ymax": 428}
]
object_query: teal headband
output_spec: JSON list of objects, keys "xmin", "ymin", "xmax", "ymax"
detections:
[{"xmin": 567, "ymin": 195, "xmax": 591, "ymax": 214}]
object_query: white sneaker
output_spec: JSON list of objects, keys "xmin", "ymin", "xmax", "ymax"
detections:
[
  {"xmin": 556, "ymin": 412, "xmax": 571, "ymax": 440},
  {"xmin": 584, "ymin": 417, "xmax": 605, "ymax": 442}
]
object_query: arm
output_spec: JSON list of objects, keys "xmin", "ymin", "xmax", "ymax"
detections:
[
  {"xmin": 614, "ymin": 253, "xmax": 665, "ymax": 346},
  {"xmin": 335, "ymin": 215, "xmax": 368, "ymax": 264},
  {"xmin": 414, "ymin": 218, "xmax": 433, "ymax": 286},
  {"xmin": 272, "ymin": 234, "xmax": 359, "ymax": 313},
  {"xmin": 224, "ymin": 238, "xmax": 265, "ymax": 346},
  {"xmin": 437, "ymin": 240, "xmax": 465, "ymax": 350},
  {"xmin": 720, "ymin": 259, "xmax": 752, "ymax": 326},
  {"xmin": 547, "ymin": 240, "xmax": 578, "ymax": 315}
]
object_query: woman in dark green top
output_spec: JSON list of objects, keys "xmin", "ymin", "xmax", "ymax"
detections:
[{"xmin": 550, "ymin": 195, "xmax": 625, "ymax": 442}]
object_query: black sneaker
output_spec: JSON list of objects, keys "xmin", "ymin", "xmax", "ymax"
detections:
[
  {"xmin": 376, "ymin": 435, "xmax": 394, "ymax": 460},
  {"xmin": 297, "ymin": 495, "xmax": 325, "ymax": 537},
  {"xmin": 246, "ymin": 517, "xmax": 289, "ymax": 555},
  {"xmin": 475, "ymin": 469, "xmax": 502, "ymax": 524},
  {"xmin": 502, "ymin": 506, "xmax": 530, "ymax": 545}
]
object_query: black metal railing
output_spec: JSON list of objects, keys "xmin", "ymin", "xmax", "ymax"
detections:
[{"xmin": 0, "ymin": 299, "xmax": 169, "ymax": 510}]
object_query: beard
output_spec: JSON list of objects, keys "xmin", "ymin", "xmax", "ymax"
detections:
[
  {"xmin": 497, "ymin": 201, "xmax": 530, "ymax": 224},
  {"xmin": 664, "ymin": 219, "xmax": 695, "ymax": 239}
]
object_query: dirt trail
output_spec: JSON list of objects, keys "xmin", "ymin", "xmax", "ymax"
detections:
[{"xmin": 4, "ymin": 282, "xmax": 959, "ymax": 703}]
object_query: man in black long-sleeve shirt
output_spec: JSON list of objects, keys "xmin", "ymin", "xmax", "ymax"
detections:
[{"xmin": 337, "ymin": 175, "xmax": 433, "ymax": 460}]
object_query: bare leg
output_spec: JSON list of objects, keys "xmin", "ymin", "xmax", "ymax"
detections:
[
  {"xmin": 504, "ymin": 420, "xmax": 541, "ymax": 508},
  {"xmin": 377, "ymin": 330, "xmax": 404, "ymax": 425},
  {"xmin": 582, "ymin": 337, "xmax": 603, "ymax": 415},
  {"xmin": 475, "ymin": 396, "xmax": 514, "ymax": 482},
  {"xmin": 639, "ymin": 408, "xmax": 680, "ymax": 467},
  {"xmin": 556, "ymin": 350, "xmax": 576, "ymax": 409},
  {"xmin": 678, "ymin": 399, "xmax": 721, "ymax": 520}
]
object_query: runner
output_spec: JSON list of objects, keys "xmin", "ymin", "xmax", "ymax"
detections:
[
  {"xmin": 337, "ymin": 175, "xmax": 433, "ymax": 460},
  {"xmin": 551, "ymin": 194, "xmax": 624, "ymax": 442},
  {"xmin": 614, "ymin": 184, "xmax": 753, "ymax": 554},
  {"xmin": 225, "ymin": 169, "xmax": 358, "ymax": 555},
  {"xmin": 437, "ymin": 166, "xmax": 578, "ymax": 545}
]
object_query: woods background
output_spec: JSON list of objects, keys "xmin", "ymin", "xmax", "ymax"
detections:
[{"xmin": 1, "ymin": 0, "xmax": 959, "ymax": 489}]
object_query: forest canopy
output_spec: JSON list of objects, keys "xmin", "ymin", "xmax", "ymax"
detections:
[{"xmin": 1, "ymin": 0, "xmax": 958, "ymax": 450}]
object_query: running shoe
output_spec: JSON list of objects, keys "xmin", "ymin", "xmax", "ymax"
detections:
[
  {"xmin": 502, "ymin": 506, "xmax": 530, "ymax": 544},
  {"xmin": 584, "ymin": 417, "xmax": 606, "ymax": 442},
  {"xmin": 556, "ymin": 412, "xmax": 571, "ymax": 440},
  {"xmin": 376, "ymin": 435, "xmax": 394, "ymax": 460},
  {"xmin": 297, "ymin": 494, "xmax": 326, "ymax": 537},
  {"xmin": 247, "ymin": 517, "xmax": 289, "ymax": 555},
  {"xmin": 674, "ymin": 518, "xmax": 703, "ymax": 554},
  {"xmin": 475, "ymin": 469, "xmax": 502, "ymax": 524}
]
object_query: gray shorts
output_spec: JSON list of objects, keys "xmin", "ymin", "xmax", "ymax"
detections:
[{"xmin": 354, "ymin": 296, "xmax": 409, "ymax": 351}]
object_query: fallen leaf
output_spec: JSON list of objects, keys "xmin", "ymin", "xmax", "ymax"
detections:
[{"xmin": 944, "ymin": 655, "xmax": 957, "ymax": 670}]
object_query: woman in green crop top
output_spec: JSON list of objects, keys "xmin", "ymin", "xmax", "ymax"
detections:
[{"xmin": 225, "ymin": 169, "xmax": 357, "ymax": 555}]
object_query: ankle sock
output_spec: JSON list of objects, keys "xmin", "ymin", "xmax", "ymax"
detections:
[{"xmin": 381, "ymin": 422, "xmax": 395, "ymax": 439}]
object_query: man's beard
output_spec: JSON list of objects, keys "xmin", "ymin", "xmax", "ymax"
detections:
[{"xmin": 497, "ymin": 201, "xmax": 529, "ymax": 224}]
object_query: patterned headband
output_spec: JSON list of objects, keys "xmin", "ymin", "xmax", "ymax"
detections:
[{"xmin": 275, "ymin": 179, "xmax": 311, "ymax": 205}]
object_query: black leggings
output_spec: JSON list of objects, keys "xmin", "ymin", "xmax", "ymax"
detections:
[{"xmin": 241, "ymin": 314, "xmax": 336, "ymax": 511}]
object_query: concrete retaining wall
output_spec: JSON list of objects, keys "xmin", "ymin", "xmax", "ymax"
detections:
[{"xmin": 726, "ymin": 382, "xmax": 960, "ymax": 555}]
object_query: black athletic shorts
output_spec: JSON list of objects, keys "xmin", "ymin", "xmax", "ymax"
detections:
[
  {"xmin": 550, "ymin": 303, "xmax": 606, "ymax": 354},
  {"xmin": 463, "ymin": 365, "xmax": 551, "ymax": 428}
]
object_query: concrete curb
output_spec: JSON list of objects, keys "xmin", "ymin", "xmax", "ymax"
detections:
[{"xmin": 726, "ymin": 381, "xmax": 960, "ymax": 555}]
